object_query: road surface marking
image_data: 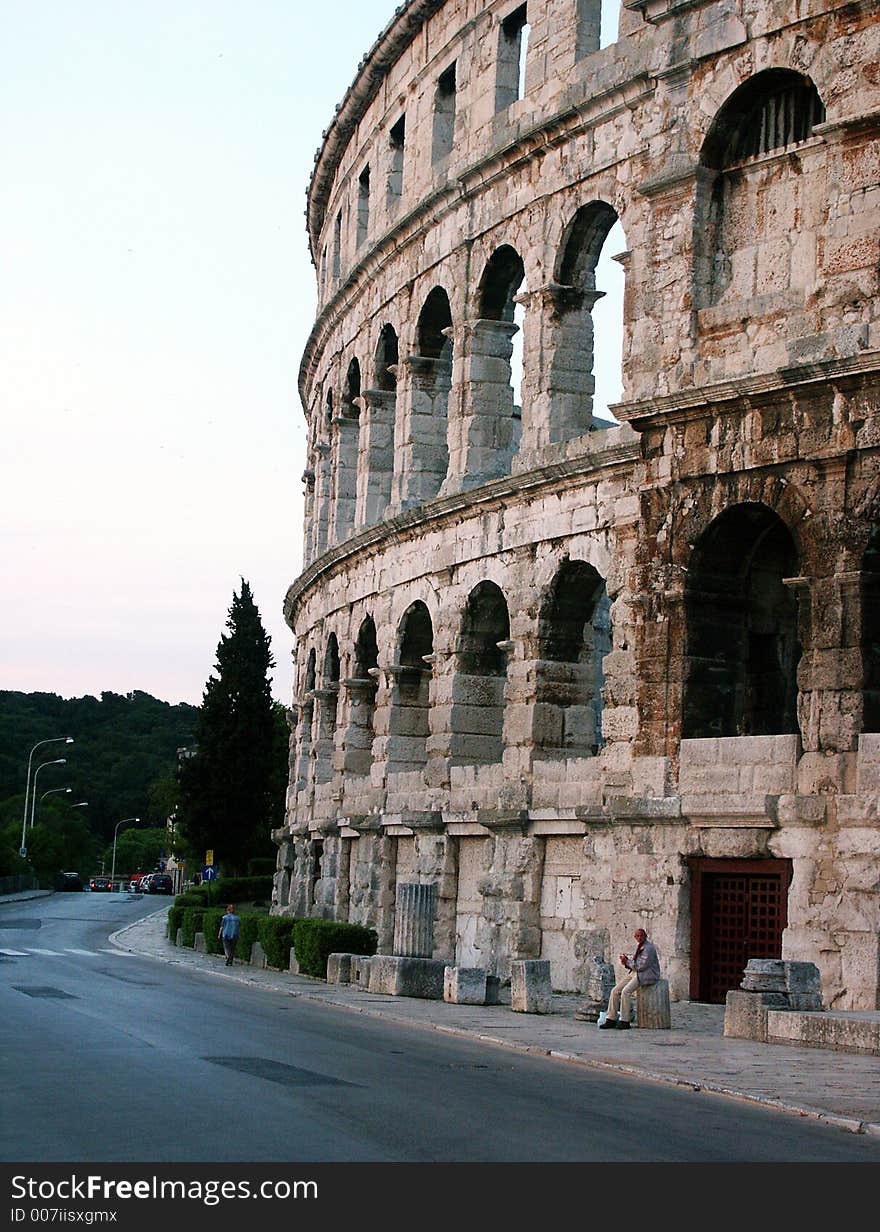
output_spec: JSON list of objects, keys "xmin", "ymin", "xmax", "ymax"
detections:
[
  {"xmin": 28, "ymin": 948, "xmax": 64, "ymax": 956},
  {"xmin": 65, "ymin": 948, "xmax": 98, "ymax": 956},
  {"xmin": 99, "ymin": 949, "xmax": 139, "ymax": 957},
  {"xmin": 0, "ymin": 948, "xmax": 28, "ymax": 956}
]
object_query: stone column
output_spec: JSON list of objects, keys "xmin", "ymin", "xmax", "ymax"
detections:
[
  {"xmin": 517, "ymin": 284, "xmax": 602, "ymax": 451},
  {"xmin": 390, "ymin": 354, "xmax": 450, "ymax": 511},
  {"xmin": 330, "ymin": 414, "xmax": 359, "ymax": 544},
  {"xmin": 301, "ymin": 465, "xmax": 315, "ymax": 568},
  {"xmin": 311, "ymin": 441, "xmax": 331, "ymax": 559},
  {"xmin": 357, "ymin": 388, "xmax": 396, "ymax": 528},
  {"xmin": 444, "ymin": 318, "xmax": 520, "ymax": 494},
  {"xmin": 393, "ymin": 882, "xmax": 437, "ymax": 957}
]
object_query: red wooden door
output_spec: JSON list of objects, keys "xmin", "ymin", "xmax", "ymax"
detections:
[{"xmin": 689, "ymin": 858, "xmax": 792, "ymax": 1003}]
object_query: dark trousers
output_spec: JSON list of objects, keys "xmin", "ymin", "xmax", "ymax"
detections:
[{"xmin": 222, "ymin": 936, "xmax": 237, "ymax": 965}]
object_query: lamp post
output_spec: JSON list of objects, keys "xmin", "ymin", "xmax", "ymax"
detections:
[
  {"xmin": 110, "ymin": 817, "xmax": 140, "ymax": 889},
  {"xmin": 39, "ymin": 787, "xmax": 72, "ymax": 817},
  {"xmin": 29, "ymin": 759, "xmax": 67, "ymax": 830},
  {"xmin": 20, "ymin": 737, "xmax": 73, "ymax": 857},
  {"xmin": 20, "ymin": 758, "xmax": 67, "ymax": 858}
]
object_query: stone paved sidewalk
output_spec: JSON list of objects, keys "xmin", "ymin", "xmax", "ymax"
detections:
[{"xmin": 110, "ymin": 906, "xmax": 880, "ymax": 1138}]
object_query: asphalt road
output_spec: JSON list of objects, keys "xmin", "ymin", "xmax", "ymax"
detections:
[{"xmin": 2, "ymin": 892, "xmax": 879, "ymax": 1164}]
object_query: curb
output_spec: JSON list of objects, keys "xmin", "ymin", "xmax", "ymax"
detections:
[{"xmin": 112, "ymin": 916, "xmax": 877, "ymax": 1138}]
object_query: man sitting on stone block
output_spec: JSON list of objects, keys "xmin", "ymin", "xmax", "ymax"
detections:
[{"xmin": 600, "ymin": 927, "xmax": 661, "ymax": 1030}]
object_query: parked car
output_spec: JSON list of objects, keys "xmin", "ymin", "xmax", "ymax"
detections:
[
  {"xmin": 145, "ymin": 873, "xmax": 173, "ymax": 895},
  {"xmin": 89, "ymin": 875, "xmax": 113, "ymax": 892},
  {"xmin": 136, "ymin": 873, "xmax": 154, "ymax": 893},
  {"xmin": 128, "ymin": 873, "xmax": 148, "ymax": 893},
  {"xmin": 55, "ymin": 871, "xmax": 83, "ymax": 892}
]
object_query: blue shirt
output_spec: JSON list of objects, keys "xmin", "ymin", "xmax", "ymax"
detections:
[{"xmin": 220, "ymin": 912, "xmax": 240, "ymax": 939}]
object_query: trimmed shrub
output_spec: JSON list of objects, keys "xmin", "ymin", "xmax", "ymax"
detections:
[
  {"xmin": 247, "ymin": 857, "xmax": 276, "ymax": 877},
  {"xmin": 259, "ymin": 915, "xmax": 299, "ymax": 969},
  {"xmin": 202, "ymin": 907, "xmax": 226, "ymax": 955},
  {"xmin": 293, "ymin": 919, "xmax": 377, "ymax": 979},
  {"xmin": 167, "ymin": 903, "xmax": 186, "ymax": 940},
  {"xmin": 219, "ymin": 875, "xmax": 272, "ymax": 902},
  {"xmin": 239, "ymin": 912, "xmax": 263, "ymax": 957},
  {"xmin": 181, "ymin": 906, "xmax": 207, "ymax": 947},
  {"xmin": 173, "ymin": 892, "xmax": 204, "ymax": 908}
]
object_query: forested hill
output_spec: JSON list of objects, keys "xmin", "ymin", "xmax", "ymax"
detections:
[{"xmin": 0, "ymin": 690, "xmax": 199, "ymax": 842}]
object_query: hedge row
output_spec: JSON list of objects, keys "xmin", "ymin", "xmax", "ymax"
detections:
[
  {"xmin": 169, "ymin": 908, "xmax": 377, "ymax": 977},
  {"xmin": 293, "ymin": 919, "xmax": 378, "ymax": 978},
  {"xmin": 183, "ymin": 875, "xmax": 273, "ymax": 906}
]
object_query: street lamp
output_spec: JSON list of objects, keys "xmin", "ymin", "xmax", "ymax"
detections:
[
  {"xmin": 29, "ymin": 760, "xmax": 67, "ymax": 830},
  {"xmin": 110, "ymin": 817, "xmax": 141, "ymax": 888},
  {"xmin": 20, "ymin": 737, "xmax": 73, "ymax": 856},
  {"xmin": 19, "ymin": 758, "xmax": 67, "ymax": 858},
  {"xmin": 39, "ymin": 786, "xmax": 72, "ymax": 815}
]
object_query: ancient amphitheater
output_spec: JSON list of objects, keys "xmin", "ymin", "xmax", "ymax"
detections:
[{"xmin": 274, "ymin": 0, "xmax": 880, "ymax": 1010}]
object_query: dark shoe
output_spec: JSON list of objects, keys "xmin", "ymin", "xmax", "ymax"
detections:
[
  {"xmin": 617, "ymin": 1020, "xmax": 631, "ymax": 1030},
  {"xmin": 599, "ymin": 1018, "xmax": 618, "ymax": 1029}
]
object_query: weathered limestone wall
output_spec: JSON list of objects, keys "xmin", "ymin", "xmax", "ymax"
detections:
[{"xmin": 277, "ymin": 0, "xmax": 880, "ymax": 1011}]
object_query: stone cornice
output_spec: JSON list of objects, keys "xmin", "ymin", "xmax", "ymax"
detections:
[
  {"xmin": 615, "ymin": 351, "xmax": 880, "ymax": 427},
  {"xmin": 284, "ymin": 434, "xmax": 641, "ymax": 627},
  {"xmin": 306, "ymin": 0, "xmax": 448, "ymax": 263}
]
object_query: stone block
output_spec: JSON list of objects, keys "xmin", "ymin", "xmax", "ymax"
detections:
[
  {"xmin": 444, "ymin": 965, "xmax": 488, "ymax": 1004},
  {"xmin": 326, "ymin": 952, "xmax": 354, "ymax": 984},
  {"xmin": 248, "ymin": 941, "xmax": 268, "ymax": 969},
  {"xmin": 352, "ymin": 955, "xmax": 372, "ymax": 988},
  {"xmin": 510, "ymin": 959, "xmax": 552, "ymax": 1014},
  {"xmin": 175, "ymin": 928, "xmax": 184, "ymax": 946},
  {"xmin": 368, "ymin": 955, "xmax": 446, "ymax": 999},
  {"xmin": 485, "ymin": 975, "xmax": 508, "ymax": 1004},
  {"xmin": 288, "ymin": 948, "xmax": 301, "ymax": 975},
  {"xmin": 634, "ymin": 978, "xmax": 671, "ymax": 1029},
  {"xmin": 193, "ymin": 932, "xmax": 206, "ymax": 952},
  {"xmin": 740, "ymin": 958, "xmax": 787, "ymax": 992},
  {"xmin": 724, "ymin": 990, "xmax": 770, "ymax": 1042}
]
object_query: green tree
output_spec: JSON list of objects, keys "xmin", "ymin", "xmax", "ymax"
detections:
[
  {"xmin": 176, "ymin": 581, "xmax": 285, "ymax": 874},
  {"xmin": 102, "ymin": 826, "xmax": 168, "ymax": 878}
]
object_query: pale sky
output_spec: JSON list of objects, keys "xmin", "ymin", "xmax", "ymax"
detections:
[
  {"xmin": 1, "ymin": 1, "xmax": 623, "ymax": 708},
  {"xmin": 1, "ymin": 0, "xmax": 399, "ymax": 705}
]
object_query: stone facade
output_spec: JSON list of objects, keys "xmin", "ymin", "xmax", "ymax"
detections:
[{"xmin": 275, "ymin": 0, "xmax": 880, "ymax": 1010}]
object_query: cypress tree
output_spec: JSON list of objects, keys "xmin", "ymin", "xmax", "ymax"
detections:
[{"xmin": 177, "ymin": 580, "xmax": 283, "ymax": 874}]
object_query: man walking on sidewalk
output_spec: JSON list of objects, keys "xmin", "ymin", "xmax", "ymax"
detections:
[
  {"xmin": 218, "ymin": 904, "xmax": 241, "ymax": 966},
  {"xmin": 600, "ymin": 926, "xmax": 661, "ymax": 1029}
]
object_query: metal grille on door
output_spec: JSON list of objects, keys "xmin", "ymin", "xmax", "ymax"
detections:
[{"xmin": 689, "ymin": 858, "xmax": 791, "ymax": 1003}]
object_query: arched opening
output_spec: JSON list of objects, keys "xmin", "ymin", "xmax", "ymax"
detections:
[
  {"xmin": 683, "ymin": 504, "xmax": 801, "ymax": 738},
  {"xmin": 344, "ymin": 358, "xmax": 361, "ymax": 412},
  {"xmin": 388, "ymin": 601, "xmax": 434, "ymax": 773},
  {"xmin": 535, "ymin": 561, "xmax": 611, "ymax": 756},
  {"xmin": 451, "ymin": 582, "xmax": 511, "ymax": 765},
  {"xmin": 375, "ymin": 324, "xmax": 399, "ymax": 392},
  {"xmin": 550, "ymin": 202, "xmax": 624, "ymax": 440},
  {"xmin": 862, "ymin": 527, "xmax": 880, "ymax": 732},
  {"xmin": 315, "ymin": 634, "xmax": 340, "ymax": 784},
  {"xmin": 345, "ymin": 616, "xmax": 380, "ymax": 776},
  {"xmin": 696, "ymin": 71, "xmax": 825, "ymax": 308},
  {"xmin": 410, "ymin": 288, "xmax": 452, "ymax": 501}
]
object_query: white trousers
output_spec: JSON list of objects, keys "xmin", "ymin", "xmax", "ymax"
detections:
[{"xmin": 607, "ymin": 973, "xmax": 639, "ymax": 1021}]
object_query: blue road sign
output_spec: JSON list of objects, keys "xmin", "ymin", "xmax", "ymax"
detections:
[{"xmin": 202, "ymin": 865, "xmax": 217, "ymax": 881}]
